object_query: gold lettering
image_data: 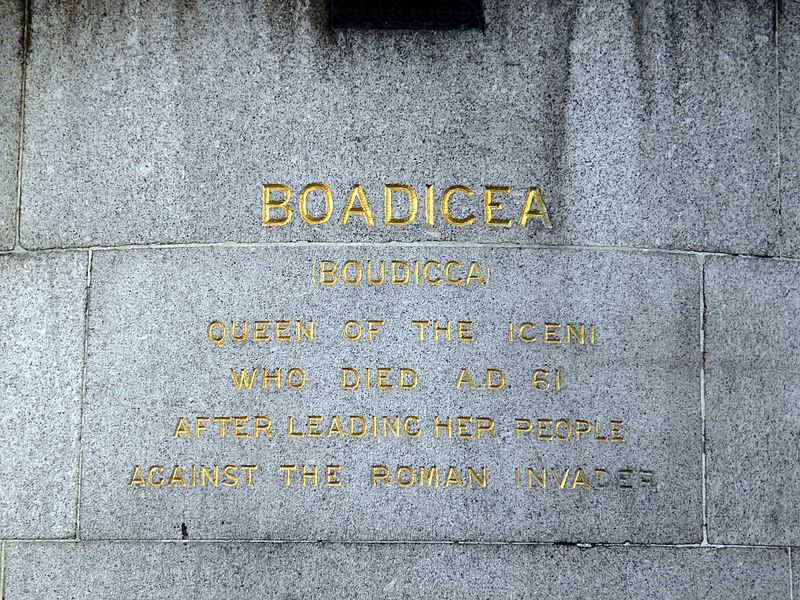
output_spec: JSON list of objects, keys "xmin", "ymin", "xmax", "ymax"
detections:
[
  {"xmin": 443, "ymin": 466, "xmax": 463, "ymax": 488},
  {"xmin": 254, "ymin": 416, "xmax": 272, "ymax": 438},
  {"xmin": 167, "ymin": 465, "xmax": 186, "ymax": 487},
  {"xmin": 367, "ymin": 260, "xmax": 385, "ymax": 284},
  {"xmin": 326, "ymin": 465, "xmax": 342, "ymax": 487},
  {"xmin": 320, "ymin": 260, "xmax": 337, "ymax": 284},
  {"xmin": 483, "ymin": 185, "xmax": 512, "ymax": 226},
  {"xmin": 455, "ymin": 368, "xmax": 475, "ymax": 390},
  {"xmin": 419, "ymin": 465, "xmax": 438, "ymax": 487},
  {"xmin": 543, "ymin": 322, "xmax": 561, "ymax": 343},
  {"xmin": 519, "ymin": 186, "xmax": 551, "ymax": 227},
  {"xmin": 262, "ymin": 184, "xmax": 291, "ymax": 225},
  {"xmin": 610, "ymin": 420, "xmax": 625, "ymax": 442},
  {"xmin": 440, "ymin": 185, "xmax": 476, "ymax": 226},
  {"xmin": 384, "ymin": 184, "xmax": 418, "ymax": 225},
  {"xmin": 515, "ymin": 418, "xmax": 532, "ymax": 439},
  {"xmin": 433, "ymin": 416, "xmax": 452, "ymax": 439},
  {"xmin": 327, "ymin": 415, "xmax": 344, "ymax": 437},
  {"xmin": 466, "ymin": 466, "xmax": 487, "ymax": 488},
  {"xmin": 443, "ymin": 261, "xmax": 462, "ymax": 284},
  {"xmin": 147, "ymin": 465, "xmax": 164, "ymax": 487},
  {"xmin": 571, "ymin": 467, "xmax": 590, "ymax": 490},
  {"xmin": 464, "ymin": 262, "xmax": 485, "ymax": 285},
  {"xmin": 552, "ymin": 467, "xmax": 570, "ymax": 489},
  {"xmin": 528, "ymin": 467, "xmax": 546, "ymax": 488},
  {"xmin": 391, "ymin": 261, "xmax": 409, "ymax": 284},
  {"xmin": 207, "ymin": 321, "xmax": 225, "ymax": 347},
  {"xmin": 222, "ymin": 465, "xmax": 238, "ymax": 487},
  {"xmin": 338, "ymin": 184, "xmax": 374, "ymax": 225},
  {"xmin": 231, "ymin": 368, "xmax": 257, "ymax": 391},
  {"xmin": 279, "ymin": 464, "xmax": 296, "ymax": 486},
  {"xmin": 424, "ymin": 184, "xmax": 434, "ymax": 225},
  {"xmin": 565, "ymin": 323, "xmax": 584, "ymax": 345},
  {"xmin": 371, "ymin": 465, "xmax": 390, "ymax": 487},
  {"xmin": 128, "ymin": 464, "xmax": 145, "ymax": 487},
  {"xmin": 200, "ymin": 465, "xmax": 218, "ymax": 486},
  {"xmin": 476, "ymin": 417, "xmax": 496, "ymax": 439},
  {"xmin": 342, "ymin": 260, "xmax": 362, "ymax": 285},
  {"xmin": 300, "ymin": 465, "xmax": 318, "ymax": 487},
  {"xmin": 298, "ymin": 183, "xmax": 333, "ymax": 225},
  {"xmin": 396, "ymin": 466, "xmax": 414, "ymax": 487},
  {"xmin": 423, "ymin": 261, "xmax": 441, "ymax": 284},
  {"xmin": 172, "ymin": 417, "xmax": 190, "ymax": 439},
  {"xmin": 404, "ymin": 416, "xmax": 421, "ymax": 437}
]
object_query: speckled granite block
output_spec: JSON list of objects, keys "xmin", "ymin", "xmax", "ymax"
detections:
[
  {"xmin": 705, "ymin": 257, "xmax": 800, "ymax": 545},
  {"xmin": 0, "ymin": 1, "xmax": 22, "ymax": 250},
  {"xmin": 781, "ymin": 0, "xmax": 800, "ymax": 257},
  {"xmin": 0, "ymin": 252, "xmax": 87, "ymax": 538},
  {"xmin": 80, "ymin": 247, "xmax": 701, "ymax": 542},
  {"xmin": 19, "ymin": 0, "xmax": 778, "ymax": 254},
  {"xmin": 3, "ymin": 542, "xmax": 791, "ymax": 599}
]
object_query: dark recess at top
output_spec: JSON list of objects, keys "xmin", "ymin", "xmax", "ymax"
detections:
[{"xmin": 330, "ymin": 0, "xmax": 484, "ymax": 30}]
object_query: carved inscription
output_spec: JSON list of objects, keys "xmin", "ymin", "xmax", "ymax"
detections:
[
  {"xmin": 260, "ymin": 183, "xmax": 552, "ymax": 229},
  {"xmin": 126, "ymin": 253, "xmax": 656, "ymax": 499}
]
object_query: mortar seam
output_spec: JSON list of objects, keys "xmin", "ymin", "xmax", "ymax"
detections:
[
  {"xmin": 1, "ymin": 241, "xmax": 800, "ymax": 264},
  {"xmin": 776, "ymin": 0, "xmax": 784, "ymax": 258},
  {"xmin": 0, "ymin": 540, "xmax": 5, "ymax": 600},
  {"xmin": 700, "ymin": 258, "xmax": 709, "ymax": 546},
  {"xmin": 12, "ymin": 0, "xmax": 29, "ymax": 252},
  {"xmin": 790, "ymin": 547, "xmax": 794, "ymax": 600},
  {"xmin": 0, "ymin": 539, "xmax": 792, "ymax": 549},
  {"xmin": 74, "ymin": 250, "xmax": 93, "ymax": 540}
]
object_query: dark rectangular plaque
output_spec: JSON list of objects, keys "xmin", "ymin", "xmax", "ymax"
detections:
[{"xmin": 330, "ymin": 0, "xmax": 484, "ymax": 30}]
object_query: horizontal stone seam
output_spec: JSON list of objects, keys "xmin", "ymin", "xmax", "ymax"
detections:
[
  {"xmin": 0, "ymin": 242, "xmax": 799, "ymax": 264},
  {"xmin": 0, "ymin": 540, "xmax": 794, "ymax": 550}
]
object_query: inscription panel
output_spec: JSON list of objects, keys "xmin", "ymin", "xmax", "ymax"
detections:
[
  {"xmin": 20, "ymin": 1, "xmax": 778, "ymax": 254},
  {"xmin": 81, "ymin": 247, "xmax": 701, "ymax": 542}
]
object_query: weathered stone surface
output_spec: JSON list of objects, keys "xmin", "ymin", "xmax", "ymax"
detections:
[
  {"xmin": 782, "ymin": 0, "xmax": 800, "ymax": 257},
  {"xmin": 3, "ymin": 542, "xmax": 790, "ymax": 599},
  {"xmin": 0, "ymin": 252, "xmax": 87, "ymax": 538},
  {"xmin": 705, "ymin": 257, "xmax": 800, "ymax": 545},
  {"xmin": 80, "ymin": 247, "xmax": 701, "ymax": 542},
  {"xmin": 20, "ymin": 1, "xmax": 778, "ymax": 254},
  {"xmin": 0, "ymin": 1, "xmax": 22, "ymax": 250}
]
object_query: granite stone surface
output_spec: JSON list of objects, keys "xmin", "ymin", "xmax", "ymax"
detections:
[
  {"xmin": 0, "ymin": 1, "xmax": 22, "ymax": 251},
  {"xmin": 705, "ymin": 257, "xmax": 800, "ymax": 546},
  {"xmin": 0, "ymin": 252, "xmax": 87, "ymax": 538},
  {"xmin": 782, "ymin": 0, "xmax": 800, "ymax": 257},
  {"xmin": 19, "ymin": 0, "xmax": 778, "ymax": 255},
  {"xmin": 3, "ymin": 542, "xmax": 790, "ymax": 599},
  {"xmin": 80, "ymin": 247, "xmax": 702, "ymax": 542}
]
